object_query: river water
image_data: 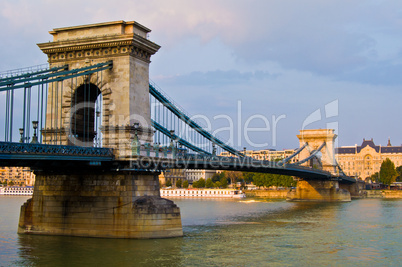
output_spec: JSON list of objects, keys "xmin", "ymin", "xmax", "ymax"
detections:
[{"xmin": 0, "ymin": 196, "xmax": 401, "ymax": 266}]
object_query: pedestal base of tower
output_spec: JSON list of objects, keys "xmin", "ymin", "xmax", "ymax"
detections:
[
  {"xmin": 287, "ymin": 180, "xmax": 351, "ymax": 202},
  {"xmin": 18, "ymin": 171, "xmax": 183, "ymax": 239}
]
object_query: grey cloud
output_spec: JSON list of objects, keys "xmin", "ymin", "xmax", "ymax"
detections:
[
  {"xmin": 339, "ymin": 60, "xmax": 402, "ymax": 86},
  {"xmin": 161, "ymin": 69, "xmax": 280, "ymax": 86},
  {"xmin": 208, "ymin": 1, "xmax": 402, "ymax": 85}
]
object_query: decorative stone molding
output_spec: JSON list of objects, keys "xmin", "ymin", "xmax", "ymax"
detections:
[{"xmin": 38, "ymin": 21, "xmax": 160, "ymax": 64}]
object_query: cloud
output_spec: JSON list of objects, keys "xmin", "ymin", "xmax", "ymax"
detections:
[
  {"xmin": 339, "ymin": 59, "xmax": 402, "ymax": 85},
  {"xmin": 3, "ymin": 0, "xmax": 402, "ymax": 84},
  {"xmin": 159, "ymin": 69, "xmax": 279, "ymax": 86},
  {"xmin": 146, "ymin": 0, "xmax": 402, "ymax": 85}
]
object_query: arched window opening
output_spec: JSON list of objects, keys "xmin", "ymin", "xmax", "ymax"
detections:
[{"xmin": 70, "ymin": 83, "xmax": 102, "ymax": 147}]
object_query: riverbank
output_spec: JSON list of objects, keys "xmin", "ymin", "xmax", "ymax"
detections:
[
  {"xmin": 364, "ymin": 190, "xmax": 402, "ymax": 198},
  {"xmin": 245, "ymin": 189, "xmax": 402, "ymax": 199},
  {"xmin": 244, "ymin": 189, "xmax": 288, "ymax": 199}
]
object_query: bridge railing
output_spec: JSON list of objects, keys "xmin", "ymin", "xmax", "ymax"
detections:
[
  {"xmin": 0, "ymin": 141, "xmax": 114, "ymax": 160},
  {"xmin": 0, "ymin": 63, "xmax": 50, "ymax": 79},
  {"xmin": 0, "ymin": 61, "xmax": 112, "ymax": 146}
]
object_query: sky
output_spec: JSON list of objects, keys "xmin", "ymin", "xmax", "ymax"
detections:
[{"xmin": 0, "ymin": 0, "xmax": 401, "ymax": 151}]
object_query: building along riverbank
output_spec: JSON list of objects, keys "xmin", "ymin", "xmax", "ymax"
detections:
[{"xmin": 245, "ymin": 189, "xmax": 402, "ymax": 199}]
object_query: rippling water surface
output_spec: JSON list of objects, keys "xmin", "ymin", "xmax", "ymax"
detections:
[{"xmin": 0, "ymin": 196, "xmax": 401, "ymax": 266}]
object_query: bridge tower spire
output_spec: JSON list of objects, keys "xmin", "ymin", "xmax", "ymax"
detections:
[{"xmin": 38, "ymin": 20, "xmax": 160, "ymax": 158}]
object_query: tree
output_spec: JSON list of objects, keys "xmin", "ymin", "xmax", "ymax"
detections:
[
  {"xmin": 193, "ymin": 178, "xmax": 205, "ymax": 188},
  {"xmin": 252, "ymin": 173, "xmax": 266, "ymax": 188},
  {"xmin": 183, "ymin": 180, "xmax": 189, "ymax": 188},
  {"xmin": 278, "ymin": 175, "xmax": 296, "ymax": 188},
  {"xmin": 176, "ymin": 179, "xmax": 182, "ymax": 188},
  {"xmin": 379, "ymin": 158, "xmax": 397, "ymax": 186},
  {"xmin": 263, "ymin": 173, "xmax": 276, "ymax": 188},
  {"xmin": 247, "ymin": 172, "xmax": 295, "ymax": 189},
  {"xmin": 396, "ymin": 166, "xmax": 402, "ymax": 182},
  {"xmin": 166, "ymin": 180, "xmax": 172, "ymax": 187},
  {"xmin": 225, "ymin": 171, "xmax": 243, "ymax": 185},
  {"xmin": 198, "ymin": 178, "xmax": 205, "ymax": 188},
  {"xmin": 219, "ymin": 176, "xmax": 228, "ymax": 188},
  {"xmin": 211, "ymin": 172, "xmax": 225, "ymax": 183},
  {"xmin": 205, "ymin": 178, "xmax": 214, "ymax": 188},
  {"xmin": 8, "ymin": 181, "xmax": 14, "ymax": 186},
  {"xmin": 243, "ymin": 172, "xmax": 255, "ymax": 183},
  {"xmin": 369, "ymin": 172, "xmax": 379, "ymax": 183}
]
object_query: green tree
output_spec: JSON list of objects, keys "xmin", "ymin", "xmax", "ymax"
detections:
[
  {"xmin": 205, "ymin": 178, "xmax": 214, "ymax": 188},
  {"xmin": 165, "ymin": 180, "xmax": 172, "ymax": 187},
  {"xmin": 243, "ymin": 172, "xmax": 255, "ymax": 183},
  {"xmin": 379, "ymin": 158, "xmax": 397, "ymax": 186},
  {"xmin": 183, "ymin": 180, "xmax": 189, "ymax": 188},
  {"xmin": 253, "ymin": 173, "xmax": 265, "ymax": 188},
  {"xmin": 211, "ymin": 172, "xmax": 225, "ymax": 183},
  {"xmin": 198, "ymin": 178, "xmax": 205, "ymax": 188},
  {"xmin": 225, "ymin": 171, "xmax": 243, "ymax": 185},
  {"xmin": 396, "ymin": 166, "xmax": 402, "ymax": 182},
  {"xmin": 248, "ymin": 172, "xmax": 295, "ymax": 189},
  {"xmin": 213, "ymin": 181, "xmax": 221, "ymax": 188},
  {"xmin": 193, "ymin": 178, "xmax": 205, "ymax": 188},
  {"xmin": 220, "ymin": 176, "xmax": 228, "ymax": 188},
  {"xmin": 176, "ymin": 179, "xmax": 182, "ymax": 188},
  {"xmin": 265, "ymin": 173, "xmax": 277, "ymax": 188},
  {"xmin": 369, "ymin": 172, "xmax": 379, "ymax": 183}
]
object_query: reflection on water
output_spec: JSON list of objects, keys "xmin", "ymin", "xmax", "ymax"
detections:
[
  {"xmin": 16, "ymin": 234, "xmax": 187, "ymax": 266},
  {"xmin": 1, "ymin": 197, "xmax": 401, "ymax": 266}
]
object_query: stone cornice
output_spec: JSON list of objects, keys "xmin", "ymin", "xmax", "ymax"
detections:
[
  {"xmin": 50, "ymin": 20, "xmax": 152, "ymax": 35},
  {"xmin": 38, "ymin": 34, "xmax": 161, "ymax": 63}
]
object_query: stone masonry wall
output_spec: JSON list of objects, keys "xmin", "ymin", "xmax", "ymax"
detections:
[{"xmin": 18, "ymin": 171, "xmax": 183, "ymax": 239}]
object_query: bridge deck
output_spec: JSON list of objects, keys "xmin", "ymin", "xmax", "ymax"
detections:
[{"xmin": 0, "ymin": 142, "xmax": 355, "ymax": 183}]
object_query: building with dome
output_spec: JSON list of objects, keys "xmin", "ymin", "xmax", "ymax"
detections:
[{"xmin": 336, "ymin": 138, "xmax": 402, "ymax": 180}]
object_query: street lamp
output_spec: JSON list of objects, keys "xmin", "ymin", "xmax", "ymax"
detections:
[
  {"xmin": 170, "ymin": 130, "xmax": 175, "ymax": 147},
  {"xmin": 31, "ymin": 121, "xmax": 39, "ymax": 144},
  {"xmin": 131, "ymin": 122, "xmax": 141, "ymax": 156},
  {"xmin": 19, "ymin": 128, "xmax": 24, "ymax": 143},
  {"xmin": 133, "ymin": 122, "xmax": 140, "ymax": 138}
]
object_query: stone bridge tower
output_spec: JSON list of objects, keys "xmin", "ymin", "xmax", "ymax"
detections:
[
  {"xmin": 288, "ymin": 129, "xmax": 351, "ymax": 202},
  {"xmin": 18, "ymin": 21, "xmax": 183, "ymax": 239},
  {"xmin": 297, "ymin": 129, "xmax": 337, "ymax": 173},
  {"xmin": 38, "ymin": 21, "xmax": 160, "ymax": 159}
]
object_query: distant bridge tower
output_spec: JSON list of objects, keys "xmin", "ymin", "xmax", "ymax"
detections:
[
  {"xmin": 297, "ymin": 129, "xmax": 337, "ymax": 173},
  {"xmin": 288, "ymin": 129, "xmax": 351, "ymax": 202},
  {"xmin": 38, "ymin": 21, "xmax": 160, "ymax": 159}
]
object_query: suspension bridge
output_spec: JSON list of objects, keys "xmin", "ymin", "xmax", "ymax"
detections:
[{"xmin": 0, "ymin": 20, "xmax": 356, "ymax": 239}]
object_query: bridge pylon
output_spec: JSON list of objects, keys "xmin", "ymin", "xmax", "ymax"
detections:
[
  {"xmin": 287, "ymin": 129, "xmax": 351, "ymax": 202},
  {"xmin": 17, "ymin": 21, "xmax": 183, "ymax": 239}
]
